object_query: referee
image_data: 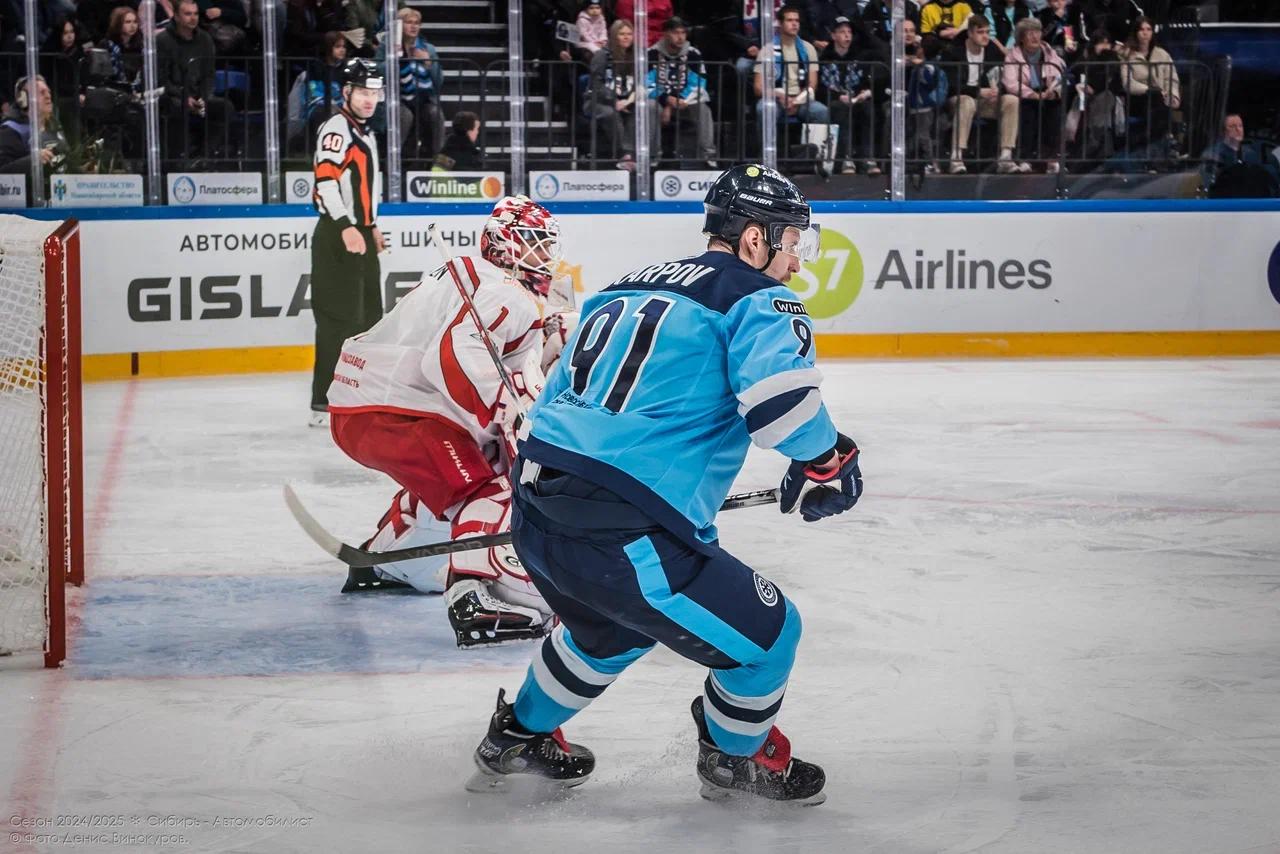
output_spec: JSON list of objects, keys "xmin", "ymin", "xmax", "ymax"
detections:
[{"xmin": 309, "ymin": 58, "xmax": 387, "ymax": 427}]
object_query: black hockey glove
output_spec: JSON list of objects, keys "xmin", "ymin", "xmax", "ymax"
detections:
[{"xmin": 779, "ymin": 434, "xmax": 862, "ymax": 523}]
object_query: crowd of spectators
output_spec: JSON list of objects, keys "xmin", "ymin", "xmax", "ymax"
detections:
[
  {"xmin": 0, "ymin": 0, "xmax": 1273, "ymax": 197},
  {"xmin": 527, "ymin": 0, "xmax": 1266, "ymax": 183}
]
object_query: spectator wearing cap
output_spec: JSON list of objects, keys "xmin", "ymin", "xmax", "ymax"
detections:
[
  {"xmin": 920, "ymin": 0, "xmax": 974, "ymax": 55},
  {"xmin": 614, "ymin": 0, "xmax": 672, "ymax": 48},
  {"xmin": 588, "ymin": 18, "xmax": 639, "ymax": 168},
  {"xmin": 647, "ymin": 16, "xmax": 717, "ymax": 166},
  {"xmin": 378, "ymin": 6, "xmax": 444, "ymax": 160},
  {"xmin": 754, "ymin": 5, "xmax": 830, "ymax": 134},
  {"xmin": 197, "ymin": 0, "xmax": 249, "ymax": 54},
  {"xmin": 1001, "ymin": 16, "xmax": 1065, "ymax": 173},
  {"xmin": 819, "ymin": 16, "xmax": 879, "ymax": 175},
  {"xmin": 943, "ymin": 14, "xmax": 1014, "ymax": 172}
]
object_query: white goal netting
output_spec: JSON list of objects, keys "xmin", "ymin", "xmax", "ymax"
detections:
[{"xmin": 0, "ymin": 216, "xmax": 62, "ymax": 657}]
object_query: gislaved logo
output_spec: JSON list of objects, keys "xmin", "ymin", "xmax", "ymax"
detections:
[
  {"xmin": 292, "ymin": 178, "xmax": 310, "ymax": 200},
  {"xmin": 660, "ymin": 175, "xmax": 681, "ymax": 197},
  {"xmin": 534, "ymin": 173, "xmax": 560, "ymax": 200},
  {"xmin": 172, "ymin": 176, "xmax": 197, "ymax": 204}
]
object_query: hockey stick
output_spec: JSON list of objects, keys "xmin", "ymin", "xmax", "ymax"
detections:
[
  {"xmin": 428, "ymin": 222, "xmax": 527, "ymax": 416},
  {"xmin": 284, "ymin": 483, "xmax": 779, "ymax": 568}
]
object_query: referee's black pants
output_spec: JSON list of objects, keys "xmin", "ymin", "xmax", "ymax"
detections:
[{"xmin": 310, "ymin": 218, "xmax": 383, "ymax": 410}]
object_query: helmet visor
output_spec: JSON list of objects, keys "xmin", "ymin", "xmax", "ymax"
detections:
[{"xmin": 776, "ymin": 224, "xmax": 821, "ymax": 263}]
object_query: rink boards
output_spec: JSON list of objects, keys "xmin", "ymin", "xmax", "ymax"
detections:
[{"xmin": 22, "ymin": 199, "xmax": 1279, "ymax": 380}]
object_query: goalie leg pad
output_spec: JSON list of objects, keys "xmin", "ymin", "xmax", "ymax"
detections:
[
  {"xmin": 446, "ymin": 579, "xmax": 550, "ymax": 647},
  {"xmin": 343, "ymin": 488, "xmax": 451, "ymax": 593}
]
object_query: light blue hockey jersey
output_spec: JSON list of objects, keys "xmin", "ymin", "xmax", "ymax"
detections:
[{"xmin": 520, "ymin": 250, "xmax": 838, "ymax": 550}]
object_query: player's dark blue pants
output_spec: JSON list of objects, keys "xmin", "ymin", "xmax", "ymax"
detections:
[{"xmin": 509, "ymin": 466, "xmax": 802, "ymax": 757}]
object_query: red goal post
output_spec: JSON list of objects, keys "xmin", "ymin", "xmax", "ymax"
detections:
[{"xmin": 0, "ymin": 216, "xmax": 83, "ymax": 668}]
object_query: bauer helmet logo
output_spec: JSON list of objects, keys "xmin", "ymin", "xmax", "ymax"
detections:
[{"xmin": 754, "ymin": 573, "xmax": 779, "ymax": 607}]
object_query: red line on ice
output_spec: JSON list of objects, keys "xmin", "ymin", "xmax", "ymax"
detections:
[{"xmin": 6, "ymin": 379, "xmax": 139, "ymax": 849}]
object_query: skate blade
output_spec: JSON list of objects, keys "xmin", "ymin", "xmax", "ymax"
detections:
[
  {"xmin": 464, "ymin": 759, "xmax": 590, "ymax": 799},
  {"xmin": 698, "ymin": 781, "xmax": 827, "ymax": 807}
]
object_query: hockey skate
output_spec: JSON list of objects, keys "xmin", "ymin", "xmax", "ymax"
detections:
[
  {"xmin": 446, "ymin": 578, "xmax": 549, "ymax": 647},
  {"xmin": 465, "ymin": 689, "xmax": 595, "ymax": 794},
  {"xmin": 690, "ymin": 696, "xmax": 827, "ymax": 806}
]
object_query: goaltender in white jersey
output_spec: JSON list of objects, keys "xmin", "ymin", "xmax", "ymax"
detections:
[{"xmin": 327, "ymin": 196, "xmax": 576, "ymax": 647}]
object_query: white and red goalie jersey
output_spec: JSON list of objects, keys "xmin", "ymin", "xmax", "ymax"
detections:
[{"xmin": 328, "ymin": 255, "xmax": 546, "ymax": 452}]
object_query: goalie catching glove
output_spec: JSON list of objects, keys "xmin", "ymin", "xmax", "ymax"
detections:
[{"xmin": 779, "ymin": 433, "xmax": 862, "ymax": 522}]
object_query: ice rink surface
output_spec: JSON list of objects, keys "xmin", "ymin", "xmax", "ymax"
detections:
[{"xmin": 3, "ymin": 359, "xmax": 1279, "ymax": 854}]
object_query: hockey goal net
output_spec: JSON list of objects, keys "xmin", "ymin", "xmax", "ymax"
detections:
[{"xmin": 0, "ymin": 216, "xmax": 82, "ymax": 668}]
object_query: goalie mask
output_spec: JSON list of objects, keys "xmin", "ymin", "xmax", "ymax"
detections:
[{"xmin": 480, "ymin": 195, "xmax": 563, "ymax": 297}]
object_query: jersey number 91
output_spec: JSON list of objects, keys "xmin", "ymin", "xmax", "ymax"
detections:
[{"xmin": 568, "ymin": 296, "xmax": 674, "ymax": 413}]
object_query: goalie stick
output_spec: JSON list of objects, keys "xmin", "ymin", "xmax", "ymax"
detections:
[{"xmin": 284, "ymin": 483, "xmax": 780, "ymax": 568}]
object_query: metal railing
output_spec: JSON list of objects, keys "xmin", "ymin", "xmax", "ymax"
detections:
[{"xmin": 0, "ymin": 23, "xmax": 1248, "ymax": 205}]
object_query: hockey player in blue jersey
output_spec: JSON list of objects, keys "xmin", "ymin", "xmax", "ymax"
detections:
[{"xmin": 465, "ymin": 165, "xmax": 863, "ymax": 805}]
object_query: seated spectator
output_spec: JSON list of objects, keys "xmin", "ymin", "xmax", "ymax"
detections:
[
  {"xmin": 77, "ymin": 0, "xmax": 139, "ymax": 43},
  {"xmin": 1199, "ymin": 114, "xmax": 1265, "ymax": 190},
  {"xmin": 156, "ymin": 0, "xmax": 235, "ymax": 159},
  {"xmin": 920, "ymin": 0, "xmax": 975, "ymax": 56},
  {"xmin": 83, "ymin": 6, "xmax": 146, "ymax": 159},
  {"xmin": 944, "ymin": 15, "xmax": 1014, "ymax": 173},
  {"xmin": 380, "ymin": 7, "xmax": 445, "ymax": 160},
  {"xmin": 0, "ymin": 76, "xmax": 69, "ymax": 175},
  {"xmin": 433, "ymin": 111, "xmax": 481, "ymax": 171},
  {"xmin": 198, "ymin": 0, "xmax": 248, "ymax": 54},
  {"xmin": 754, "ymin": 5, "xmax": 830, "ymax": 134},
  {"xmin": 284, "ymin": 0, "xmax": 349, "ymax": 59},
  {"xmin": 587, "ymin": 18, "xmax": 639, "ymax": 168},
  {"xmin": 818, "ymin": 16, "xmax": 880, "ymax": 175},
  {"xmin": 576, "ymin": 1, "xmax": 607, "ymax": 54},
  {"xmin": 1066, "ymin": 30, "xmax": 1123, "ymax": 165},
  {"xmin": 648, "ymin": 16, "xmax": 717, "ymax": 166},
  {"xmin": 900, "ymin": 19, "xmax": 948, "ymax": 173},
  {"xmin": 99, "ymin": 6, "xmax": 144, "ymax": 86},
  {"xmin": 615, "ymin": 0, "xmax": 672, "ymax": 48},
  {"xmin": 40, "ymin": 15, "xmax": 91, "ymax": 146},
  {"xmin": 1119, "ymin": 15, "xmax": 1179, "ymax": 167},
  {"xmin": 300, "ymin": 30, "xmax": 346, "ymax": 143},
  {"xmin": 1001, "ymin": 17, "xmax": 1066, "ymax": 172},
  {"xmin": 1038, "ymin": 0, "xmax": 1083, "ymax": 64},
  {"xmin": 985, "ymin": 0, "xmax": 1030, "ymax": 54}
]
